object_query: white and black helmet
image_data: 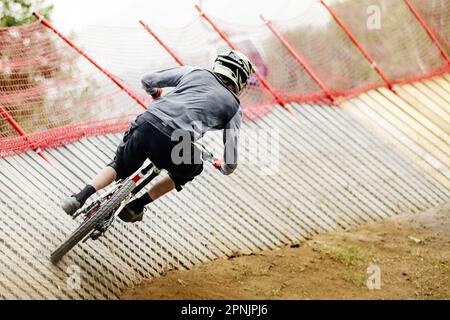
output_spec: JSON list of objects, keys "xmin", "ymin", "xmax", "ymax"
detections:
[{"xmin": 213, "ymin": 50, "xmax": 256, "ymax": 95}]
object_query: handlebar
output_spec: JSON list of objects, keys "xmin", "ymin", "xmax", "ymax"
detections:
[
  {"xmin": 201, "ymin": 149, "xmax": 222, "ymax": 168},
  {"xmin": 197, "ymin": 144, "xmax": 222, "ymax": 171}
]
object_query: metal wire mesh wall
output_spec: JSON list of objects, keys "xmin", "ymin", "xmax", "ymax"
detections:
[
  {"xmin": 0, "ymin": 84, "xmax": 448, "ymax": 298},
  {"xmin": 0, "ymin": 1, "xmax": 449, "ymax": 299},
  {"xmin": 1, "ymin": 0, "xmax": 449, "ymax": 157}
]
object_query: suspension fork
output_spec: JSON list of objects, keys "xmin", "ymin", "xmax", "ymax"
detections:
[{"xmin": 130, "ymin": 164, "xmax": 161, "ymax": 196}]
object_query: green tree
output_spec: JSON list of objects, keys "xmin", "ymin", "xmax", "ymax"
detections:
[
  {"xmin": 261, "ymin": 0, "xmax": 448, "ymax": 100},
  {"xmin": 0, "ymin": 0, "xmax": 99, "ymax": 136},
  {"xmin": 0, "ymin": 0, "xmax": 53, "ymax": 27},
  {"xmin": 329, "ymin": 0, "xmax": 449, "ymax": 79}
]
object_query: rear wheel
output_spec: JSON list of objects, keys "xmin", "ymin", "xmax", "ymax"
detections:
[{"xmin": 50, "ymin": 180, "xmax": 136, "ymax": 264}]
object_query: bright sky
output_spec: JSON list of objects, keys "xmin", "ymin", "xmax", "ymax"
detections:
[
  {"xmin": 47, "ymin": 0, "xmax": 317, "ymax": 27},
  {"xmin": 39, "ymin": 0, "xmax": 330, "ymax": 93}
]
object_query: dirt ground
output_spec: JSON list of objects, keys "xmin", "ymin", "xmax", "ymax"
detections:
[{"xmin": 122, "ymin": 202, "xmax": 450, "ymax": 300}]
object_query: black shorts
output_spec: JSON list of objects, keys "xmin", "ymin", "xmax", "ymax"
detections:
[{"xmin": 109, "ymin": 115, "xmax": 203, "ymax": 191}]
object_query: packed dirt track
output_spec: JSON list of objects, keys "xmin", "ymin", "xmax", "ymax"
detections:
[{"xmin": 123, "ymin": 203, "xmax": 450, "ymax": 300}]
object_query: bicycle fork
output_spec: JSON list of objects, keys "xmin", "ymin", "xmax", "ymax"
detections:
[{"xmin": 83, "ymin": 164, "xmax": 162, "ymax": 242}]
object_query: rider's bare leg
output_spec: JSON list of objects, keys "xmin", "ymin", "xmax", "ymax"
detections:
[
  {"xmin": 129, "ymin": 176, "xmax": 175, "ymax": 208},
  {"xmin": 148, "ymin": 176, "xmax": 176, "ymax": 201},
  {"xmin": 118, "ymin": 176, "xmax": 176, "ymax": 222},
  {"xmin": 90, "ymin": 167, "xmax": 175, "ymax": 199},
  {"xmin": 62, "ymin": 166, "xmax": 117, "ymax": 214},
  {"xmin": 124, "ymin": 176, "xmax": 175, "ymax": 212},
  {"xmin": 89, "ymin": 166, "xmax": 117, "ymax": 191}
]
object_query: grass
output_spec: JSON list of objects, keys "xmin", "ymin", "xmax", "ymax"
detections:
[
  {"xmin": 252, "ymin": 264, "xmax": 273, "ymax": 276},
  {"xmin": 255, "ymin": 283, "xmax": 287, "ymax": 297},
  {"xmin": 232, "ymin": 262, "xmax": 274, "ymax": 279},
  {"xmin": 342, "ymin": 272, "xmax": 368, "ymax": 287},
  {"xmin": 327, "ymin": 245, "xmax": 367, "ymax": 267}
]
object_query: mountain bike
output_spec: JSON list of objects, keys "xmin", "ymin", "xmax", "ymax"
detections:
[{"xmin": 50, "ymin": 146, "xmax": 219, "ymax": 264}]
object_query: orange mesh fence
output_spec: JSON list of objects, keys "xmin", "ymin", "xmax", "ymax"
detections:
[
  {"xmin": 409, "ymin": 0, "xmax": 450, "ymax": 50},
  {"xmin": 205, "ymin": 15, "xmax": 327, "ymax": 104},
  {"xmin": 0, "ymin": 1, "xmax": 449, "ymax": 158},
  {"xmin": 0, "ymin": 22, "xmax": 142, "ymax": 158},
  {"xmin": 330, "ymin": 0, "xmax": 449, "ymax": 83},
  {"xmin": 271, "ymin": 1, "xmax": 386, "ymax": 99},
  {"xmin": 145, "ymin": 18, "xmax": 279, "ymax": 119}
]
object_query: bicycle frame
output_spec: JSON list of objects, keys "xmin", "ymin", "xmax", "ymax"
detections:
[
  {"xmin": 74, "ymin": 160, "xmax": 162, "ymax": 241},
  {"xmin": 73, "ymin": 145, "xmax": 218, "ymax": 242},
  {"xmin": 49, "ymin": 140, "xmax": 220, "ymax": 263}
]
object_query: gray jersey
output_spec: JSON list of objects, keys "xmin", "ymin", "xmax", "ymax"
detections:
[{"xmin": 140, "ymin": 66, "xmax": 242, "ymax": 174}]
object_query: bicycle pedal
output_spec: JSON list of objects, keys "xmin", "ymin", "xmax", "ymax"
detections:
[{"xmin": 90, "ymin": 230, "xmax": 103, "ymax": 241}]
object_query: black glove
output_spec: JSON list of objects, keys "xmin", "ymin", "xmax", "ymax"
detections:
[{"xmin": 151, "ymin": 88, "xmax": 162, "ymax": 99}]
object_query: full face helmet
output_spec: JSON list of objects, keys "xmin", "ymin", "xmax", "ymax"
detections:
[{"xmin": 213, "ymin": 50, "xmax": 256, "ymax": 95}]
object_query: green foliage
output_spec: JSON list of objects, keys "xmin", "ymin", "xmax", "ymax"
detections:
[
  {"xmin": 0, "ymin": 0, "xmax": 98, "ymax": 135},
  {"xmin": 0, "ymin": 0, "xmax": 53, "ymax": 27},
  {"xmin": 262, "ymin": 0, "xmax": 449, "ymax": 94},
  {"xmin": 328, "ymin": 245, "xmax": 367, "ymax": 266}
]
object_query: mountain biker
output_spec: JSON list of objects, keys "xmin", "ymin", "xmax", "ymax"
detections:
[{"xmin": 62, "ymin": 50, "xmax": 255, "ymax": 223}]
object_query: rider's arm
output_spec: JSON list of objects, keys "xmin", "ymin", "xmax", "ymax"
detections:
[
  {"xmin": 141, "ymin": 66, "xmax": 194, "ymax": 96},
  {"xmin": 221, "ymin": 110, "xmax": 242, "ymax": 175}
]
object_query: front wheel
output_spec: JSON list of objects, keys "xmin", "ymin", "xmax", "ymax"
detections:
[{"xmin": 50, "ymin": 179, "xmax": 136, "ymax": 264}]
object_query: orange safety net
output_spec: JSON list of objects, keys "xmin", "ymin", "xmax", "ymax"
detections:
[
  {"xmin": 409, "ymin": 0, "xmax": 450, "ymax": 50},
  {"xmin": 0, "ymin": 22, "xmax": 142, "ymax": 158},
  {"xmin": 0, "ymin": 0, "xmax": 449, "ymax": 158},
  {"xmin": 329, "ymin": 0, "xmax": 449, "ymax": 83}
]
